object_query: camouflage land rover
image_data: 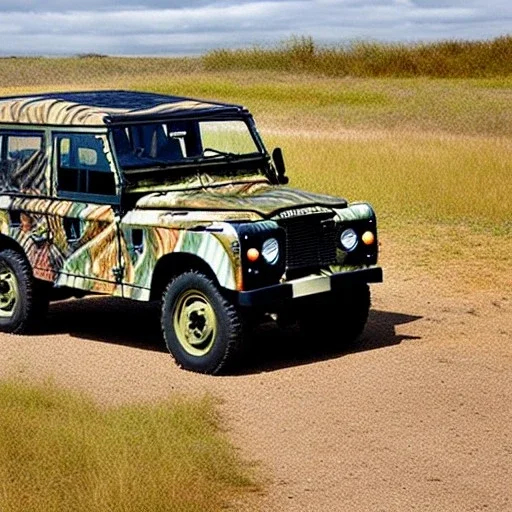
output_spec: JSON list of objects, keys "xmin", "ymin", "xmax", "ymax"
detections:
[{"xmin": 0, "ymin": 90, "xmax": 382, "ymax": 373}]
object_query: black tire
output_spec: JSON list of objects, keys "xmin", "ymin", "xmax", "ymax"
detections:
[
  {"xmin": 161, "ymin": 271, "xmax": 243, "ymax": 374},
  {"xmin": 0, "ymin": 248, "xmax": 49, "ymax": 334},
  {"xmin": 299, "ymin": 284, "xmax": 371, "ymax": 348}
]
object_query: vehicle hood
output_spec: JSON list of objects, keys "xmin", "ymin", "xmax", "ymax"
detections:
[{"xmin": 134, "ymin": 182, "xmax": 347, "ymax": 217}]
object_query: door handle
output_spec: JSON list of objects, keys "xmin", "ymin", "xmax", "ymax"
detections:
[
  {"xmin": 30, "ymin": 230, "xmax": 51, "ymax": 245},
  {"xmin": 64, "ymin": 218, "xmax": 82, "ymax": 243}
]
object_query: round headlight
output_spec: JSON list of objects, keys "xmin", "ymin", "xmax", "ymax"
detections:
[
  {"xmin": 340, "ymin": 229, "xmax": 358, "ymax": 251},
  {"xmin": 261, "ymin": 238, "xmax": 279, "ymax": 265}
]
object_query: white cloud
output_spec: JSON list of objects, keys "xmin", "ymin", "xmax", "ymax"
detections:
[{"xmin": 0, "ymin": 0, "xmax": 509, "ymax": 55}]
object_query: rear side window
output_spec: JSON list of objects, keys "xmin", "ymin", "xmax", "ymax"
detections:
[
  {"xmin": 0, "ymin": 131, "xmax": 47, "ymax": 194},
  {"xmin": 7, "ymin": 135, "xmax": 42, "ymax": 162},
  {"xmin": 54, "ymin": 133, "xmax": 117, "ymax": 202}
]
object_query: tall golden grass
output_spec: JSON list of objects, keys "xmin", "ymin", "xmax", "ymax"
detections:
[
  {"xmin": 265, "ymin": 131, "xmax": 511, "ymax": 229},
  {"xmin": 139, "ymin": 75, "xmax": 512, "ymax": 137},
  {"xmin": 0, "ymin": 380, "xmax": 257, "ymax": 512},
  {"xmin": 1, "ymin": 35, "xmax": 510, "ymax": 93},
  {"xmin": 1, "ymin": 58, "xmax": 510, "ymax": 231},
  {"xmin": 203, "ymin": 35, "xmax": 512, "ymax": 78}
]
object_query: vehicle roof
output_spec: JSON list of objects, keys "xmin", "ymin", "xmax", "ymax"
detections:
[{"xmin": 0, "ymin": 90, "xmax": 247, "ymax": 127}]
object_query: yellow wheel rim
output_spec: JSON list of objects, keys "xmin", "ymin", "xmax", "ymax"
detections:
[
  {"xmin": 0, "ymin": 264, "xmax": 19, "ymax": 318},
  {"xmin": 173, "ymin": 289, "xmax": 217, "ymax": 357}
]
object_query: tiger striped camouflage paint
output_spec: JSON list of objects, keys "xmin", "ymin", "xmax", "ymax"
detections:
[
  {"xmin": 0, "ymin": 90, "xmax": 379, "ymax": 305},
  {"xmin": 0, "ymin": 95, "xmax": 233, "ymax": 127},
  {"xmin": 0, "ymin": 195, "xmax": 247, "ymax": 300},
  {"xmin": 0, "ymin": 188, "xmax": 376, "ymax": 301}
]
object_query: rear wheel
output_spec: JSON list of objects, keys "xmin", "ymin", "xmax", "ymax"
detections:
[
  {"xmin": 299, "ymin": 284, "xmax": 371, "ymax": 348},
  {"xmin": 161, "ymin": 271, "xmax": 243, "ymax": 374},
  {"xmin": 0, "ymin": 249, "xmax": 49, "ymax": 333}
]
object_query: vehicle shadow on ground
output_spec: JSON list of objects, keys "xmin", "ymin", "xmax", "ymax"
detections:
[
  {"xmin": 43, "ymin": 297, "xmax": 165, "ymax": 352},
  {"xmin": 236, "ymin": 309, "xmax": 422, "ymax": 374},
  {"xmin": 41, "ymin": 297, "xmax": 422, "ymax": 374}
]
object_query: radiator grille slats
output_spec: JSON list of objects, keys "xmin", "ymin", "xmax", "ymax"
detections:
[{"xmin": 278, "ymin": 214, "xmax": 337, "ymax": 270}]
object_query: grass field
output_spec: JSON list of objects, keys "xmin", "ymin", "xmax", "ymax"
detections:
[
  {"xmin": 0, "ymin": 379, "xmax": 257, "ymax": 512},
  {"xmin": 203, "ymin": 35, "xmax": 512, "ymax": 78}
]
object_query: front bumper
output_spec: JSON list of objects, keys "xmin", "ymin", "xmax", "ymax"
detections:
[{"xmin": 236, "ymin": 266, "xmax": 383, "ymax": 307}]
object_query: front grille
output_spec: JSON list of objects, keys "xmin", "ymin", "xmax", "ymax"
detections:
[{"xmin": 278, "ymin": 214, "xmax": 337, "ymax": 270}]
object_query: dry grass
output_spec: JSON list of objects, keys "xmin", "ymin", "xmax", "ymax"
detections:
[
  {"xmin": 0, "ymin": 380, "xmax": 257, "ymax": 512},
  {"xmin": 378, "ymin": 221, "xmax": 512, "ymax": 294},
  {"xmin": 3, "ymin": 36, "xmax": 511, "ymax": 89},
  {"xmin": 1, "ymin": 51, "xmax": 511, "ymax": 138},
  {"xmin": 263, "ymin": 131, "xmax": 512, "ymax": 229},
  {"xmin": 203, "ymin": 35, "xmax": 512, "ymax": 78},
  {"xmin": 0, "ymin": 56, "xmax": 201, "ymax": 89},
  {"xmin": 138, "ymin": 75, "xmax": 512, "ymax": 138}
]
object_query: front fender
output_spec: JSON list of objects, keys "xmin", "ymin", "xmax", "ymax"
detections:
[
  {"xmin": 120, "ymin": 215, "xmax": 242, "ymax": 300},
  {"xmin": 173, "ymin": 229, "xmax": 239, "ymax": 290}
]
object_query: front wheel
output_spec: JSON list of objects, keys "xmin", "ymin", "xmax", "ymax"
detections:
[{"xmin": 161, "ymin": 271, "xmax": 243, "ymax": 374}]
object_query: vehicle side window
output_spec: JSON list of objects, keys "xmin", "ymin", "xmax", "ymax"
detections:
[
  {"xmin": 7, "ymin": 135, "xmax": 42, "ymax": 163},
  {"xmin": 54, "ymin": 133, "xmax": 117, "ymax": 202},
  {"xmin": 0, "ymin": 131, "xmax": 46, "ymax": 194}
]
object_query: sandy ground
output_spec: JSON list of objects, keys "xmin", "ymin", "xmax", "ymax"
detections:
[{"xmin": 0, "ymin": 236, "xmax": 511, "ymax": 512}]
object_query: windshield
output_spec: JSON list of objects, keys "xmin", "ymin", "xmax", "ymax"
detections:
[{"xmin": 111, "ymin": 119, "xmax": 262, "ymax": 170}]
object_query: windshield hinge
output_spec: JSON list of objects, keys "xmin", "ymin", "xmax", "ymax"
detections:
[{"xmin": 112, "ymin": 266, "xmax": 124, "ymax": 283}]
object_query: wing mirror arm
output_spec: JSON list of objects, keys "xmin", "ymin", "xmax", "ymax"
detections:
[{"xmin": 272, "ymin": 147, "xmax": 289, "ymax": 185}]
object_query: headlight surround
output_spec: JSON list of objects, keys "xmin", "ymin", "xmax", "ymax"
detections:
[
  {"xmin": 340, "ymin": 228, "xmax": 358, "ymax": 251},
  {"xmin": 261, "ymin": 237, "xmax": 280, "ymax": 265}
]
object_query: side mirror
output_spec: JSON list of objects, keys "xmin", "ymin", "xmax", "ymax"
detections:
[{"xmin": 272, "ymin": 147, "xmax": 289, "ymax": 184}]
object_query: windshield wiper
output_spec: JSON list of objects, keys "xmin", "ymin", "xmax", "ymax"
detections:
[
  {"xmin": 201, "ymin": 148, "xmax": 237, "ymax": 160},
  {"xmin": 188, "ymin": 149, "xmax": 266, "ymax": 164}
]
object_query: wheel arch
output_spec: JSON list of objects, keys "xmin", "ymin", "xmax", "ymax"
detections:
[
  {"xmin": 0, "ymin": 234, "xmax": 27, "ymax": 259},
  {"xmin": 150, "ymin": 252, "xmax": 221, "ymax": 302}
]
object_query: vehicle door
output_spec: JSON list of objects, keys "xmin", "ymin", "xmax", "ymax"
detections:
[
  {"xmin": 0, "ymin": 128, "xmax": 55, "ymax": 281},
  {"xmin": 47, "ymin": 130, "xmax": 123, "ymax": 295}
]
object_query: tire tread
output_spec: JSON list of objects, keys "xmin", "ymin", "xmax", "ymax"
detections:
[
  {"xmin": 161, "ymin": 270, "xmax": 243, "ymax": 374},
  {"xmin": 0, "ymin": 248, "xmax": 48, "ymax": 334}
]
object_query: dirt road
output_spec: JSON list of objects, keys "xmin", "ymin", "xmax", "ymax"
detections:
[{"xmin": 0, "ymin": 238, "xmax": 510, "ymax": 511}]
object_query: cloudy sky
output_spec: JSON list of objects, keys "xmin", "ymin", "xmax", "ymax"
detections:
[{"xmin": 0, "ymin": 0, "xmax": 510, "ymax": 56}]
